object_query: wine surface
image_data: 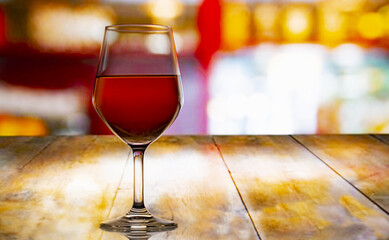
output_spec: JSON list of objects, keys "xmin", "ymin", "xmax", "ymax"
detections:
[{"xmin": 93, "ymin": 75, "xmax": 182, "ymax": 145}]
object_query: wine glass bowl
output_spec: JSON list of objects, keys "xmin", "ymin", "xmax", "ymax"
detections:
[
  {"xmin": 93, "ymin": 24, "xmax": 182, "ymax": 234},
  {"xmin": 94, "ymin": 74, "xmax": 182, "ymax": 145},
  {"xmin": 94, "ymin": 24, "xmax": 183, "ymax": 146}
]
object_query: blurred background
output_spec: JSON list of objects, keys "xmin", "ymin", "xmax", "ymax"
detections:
[{"xmin": 0, "ymin": 0, "xmax": 389, "ymax": 136}]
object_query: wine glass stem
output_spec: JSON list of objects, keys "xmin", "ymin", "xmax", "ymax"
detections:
[{"xmin": 132, "ymin": 147, "xmax": 146, "ymax": 209}]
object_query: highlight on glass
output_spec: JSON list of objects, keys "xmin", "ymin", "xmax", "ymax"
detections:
[{"xmin": 93, "ymin": 24, "xmax": 183, "ymax": 234}]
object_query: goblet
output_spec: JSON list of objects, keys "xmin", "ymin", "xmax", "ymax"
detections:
[{"xmin": 93, "ymin": 24, "xmax": 183, "ymax": 233}]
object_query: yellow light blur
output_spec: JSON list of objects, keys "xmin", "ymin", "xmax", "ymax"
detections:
[
  {"xmin": 146, "ymin": 0, "xmax": 183, "ymax": 21},
  {"xmin": 378, "ymin": 5, "xmax": 389, "ymax": 37},
  {"xmin": 282, "ymin": 5, "xmax": 313, "ymax": 42},
  {"xmin": 28, "ymin": 3, "xmax": 116, "ymax": 52},
  {"xmin": 357, "ymin": 12, "xmax": 384, "ymax": 40},
  {"xmin": 221, "ymin": 1, "xmax": 250, "ymax": 50},
  {"xmin": 0, "ymin": 115, "xmax": 48, "ymax": 136},
  {"xmin": 323, "ymin": 0, "xmax": 365, "ymax": 12},
  {"xmin": 318, "ymin": 7, "xmax": 347, "ymax": 45},
  {"xmin": 254, "ymin": 3, "xmax": 279, "ymax": 40}
]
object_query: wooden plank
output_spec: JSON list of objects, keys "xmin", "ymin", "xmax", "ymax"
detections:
[
  {"xmin": 214, "ymin": 135, "xmax": 389, "ymax": 240},
  {"xmin": 0, "ymin": 136, "xmax": 56, "ymax": 182},
  {"xmin": 0, "ymin": 136, "xmax": 130, "ymax": 240},
  {"xmin": 375, "ymin": 134, "xmax": 389, "ymax": 145},
  {"xmin": 295, "ymin": 135, "xmax": 389, "ymax": 212},
  {"xmin": 101, "ymin": 136, "xmax": 258, "ymax": 240},
  {"xmin": 0, "ymin": 136, "xmax": 15, "ymax": 148}
]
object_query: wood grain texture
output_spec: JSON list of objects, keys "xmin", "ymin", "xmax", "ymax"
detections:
[
  {"xmin": 295, "ymin": 135, "xmax": 389, "ymax": 212},
  {"xmin": 0, "ymin": 136, "xmax": 130, "ymax": 240},
  {"xmin": 375, "ymin": 134, "xmax": 389, "ymax": 145},
  {"xmin": 214, "ymin": 135, "xmax": 389, "ymax": 240},
  {"xmin": 1, "ymin": 135, "xmax": 389, "ymax": 240},
  {"xmin": 101, "ymin": 136, "xmax": 258, "ymax": 240},
  {"xmin": 0, "ymin": 136, "xmax": 55, "ymax": 182}
]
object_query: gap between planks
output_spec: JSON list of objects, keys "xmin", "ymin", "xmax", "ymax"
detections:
[
  {"xmin": 290, "ymin": 135, "xmax": 389, "ymax": 216},
  {"xmin": 212, "ymin": 136, "xmax": 262, "ymax": 240},
  {"xmin": 19, "ymin": 137, "xmax": 58, "ymax": 169},
  {"xmin": 372, "ymin": 134, "xmax": 389, "ymax": 145}
]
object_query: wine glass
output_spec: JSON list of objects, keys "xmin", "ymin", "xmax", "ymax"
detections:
[{"xmin": 93, "ymin": 24, "xmax": 183, "ymax": 234}]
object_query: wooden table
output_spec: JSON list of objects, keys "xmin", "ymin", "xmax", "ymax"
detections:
[{"xmin": 0, "ymin": 135, "xmax": 389, "ymax": 240}]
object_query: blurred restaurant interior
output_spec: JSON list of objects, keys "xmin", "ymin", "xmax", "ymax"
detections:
[{"xmin": 0, "ymin": 0, "xmax": 389, "ymax": 136}]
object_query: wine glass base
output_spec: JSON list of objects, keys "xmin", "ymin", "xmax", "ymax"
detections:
[{"xmin": 100, "ymin": 209, "xmax": 177, "ymax": 235}]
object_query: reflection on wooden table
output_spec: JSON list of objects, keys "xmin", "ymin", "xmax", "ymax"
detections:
[{"xmin": 0, "ymin": 135, "xmax": 388, "ymax": 240}]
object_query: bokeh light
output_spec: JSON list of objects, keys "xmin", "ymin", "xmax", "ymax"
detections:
[
  {"xmin": 318, "ymin": 6, "xmax": 347, "ymax": 45},
  {"xmin": 324, "ymin": 0, "xmax": 366, "ymax": 12},
  {"xmin": 282, "ymin": 4, "xmax": 313, "ymax": 42},
  {"xmin": 221, "ymin": 1, "xmax": 250, "ymax": 50},
  {"xmin": 28, "ymin": 3, "xmax": 115, "ymax": 53},
  {"xmin": 357, "ymin": 12, "xmax": 384, "ymax": 40},
  {"xmin": 146, "ymin": 34, "xmax": 171, "ymax": 54},
  {"xmin": 0, "ymin": 0, "xmax": 389, "ymax": 135},
  {"xmin": 0, "ymin": 115, "xmax": 47, "ymax": 136},
  {"xmin": 254, "ymin": 3, "xmax": 279, "ymax": 40},
  {"xmin": 146, "ymin": 0, "xmax": 184, "ymax": 21}
]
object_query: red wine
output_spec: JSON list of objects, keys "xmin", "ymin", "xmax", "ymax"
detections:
[{"xmin": 93, "ymin": 75, "xmax": 182, "ymax": 145}]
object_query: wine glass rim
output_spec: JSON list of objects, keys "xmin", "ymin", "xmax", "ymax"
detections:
[{"xmin": 106, "ymin": 24, "xmax": 171, "ymax": 33}]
